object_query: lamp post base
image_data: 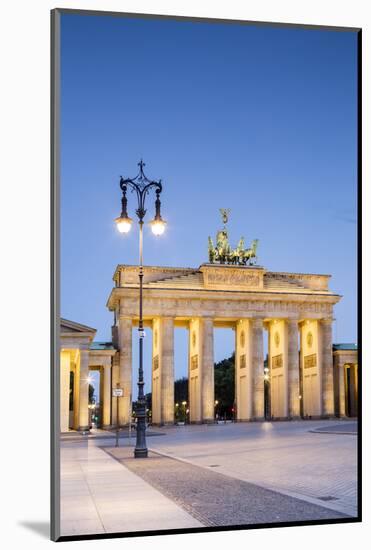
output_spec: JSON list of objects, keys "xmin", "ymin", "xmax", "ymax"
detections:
[{"xmin": 134, "ymin": 448, "xmax": 148, "ymax": 458}]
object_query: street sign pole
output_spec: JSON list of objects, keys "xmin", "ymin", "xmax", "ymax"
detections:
[
  {"xmin": 113, "ymin": 383, "xmax": 123, "ymax": 448},
  {"xmin": 116, "ymin": 393, "xmax": 119, "ymax": 447}
]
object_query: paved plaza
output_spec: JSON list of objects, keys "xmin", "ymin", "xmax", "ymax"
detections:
[{"xmin": 60, "ymin": 420, "xmax": 357, "ymax": 536}]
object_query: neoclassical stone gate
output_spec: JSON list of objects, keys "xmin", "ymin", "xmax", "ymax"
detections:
[{"xmin": 107, "ymin": 263, "xmax": 341, "ymax": 425}]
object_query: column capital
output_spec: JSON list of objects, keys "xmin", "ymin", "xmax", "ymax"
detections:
[
  {"xmin": 287, "ymin": 319, "xmax": 299, "ymax": 333},
  {"xmin": 321, "ymin": 318, "xmax": 334, "ymax": 325},
  {"xmin": 161, "ymin": 316, "xmax": 175, "ymax": 322},
  {"xmin": 118, "ymin": 314, "xmax": 133, "ymax": 322},
  {"xmin": 251, "ymin": 318, "xmax": 264, "ymax": 328},
  {"xmin": 79, "ymin": 345, "xmax": 90, "ymax": 352}
]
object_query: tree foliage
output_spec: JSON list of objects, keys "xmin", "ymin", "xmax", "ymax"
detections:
[
  {"xmin": 89, "ymin": 384, "xmax": 95, "ymax": 404},
  {"xmin": 143, "ymin": 354, "xmax": 237, "ymax": 420},
  {"xmin": 214, "ymin": 353, "xmax": 235, "ymax": 418},
  {"xmin": 174, "ymin": 377, "xmax": 188, "ymax": 403}
]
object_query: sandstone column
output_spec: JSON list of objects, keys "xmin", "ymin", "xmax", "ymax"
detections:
[
  {"xmin": 60, "ymin": 350, "xmax": 71, "ymax": 432},
  {"xmin": 152, "ymin": 318, "xmax": 162, "ymax": 425},
  {"xmin": 235, "ymin": 319, "xmax": 252, "ymax": 421},
  {"xmin": 189, "ymin": 318, "xmax": 202, "ymax": 423},
  {"xmin": 118, "ymin": 316, "xmax": 132, "ymax": 426},
  {"xmin": 102, "ymin": 363, "xmax": 112, "ymax": 427},
  {"xmin": 338, "ymin": 362, "xmax": 346, "ymax": 417},
  {"xmin": 161, "ymin": 317, "xmax": 175, "ymax": 424},
  {"xmin": 111, "ymin": 356, "xmax": 119, "ymax": 427},
  {"xmin": 252, "ymin": 318, "xmax": 265, "ymax": 419},
  {"xmin": 78, "ymin": 348, "xmax": 90, "ymax": 431},
  {"xmin": 201, "ymin": 317, "xmax": 215, "ymax": 423},
  {"xmin": 321, "ymin": 318, "xmax": 335, "ymax": 417},
  {"xmin": 287, "ymin": 319, "xmax": 300, "ymax": 418}
]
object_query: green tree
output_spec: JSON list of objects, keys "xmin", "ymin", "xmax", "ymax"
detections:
[
  {"xmin": 174, "ymin": 377, "xmax": 188, "ymax": 403},
  {"xmin": 214, "ymin": 353, "xmax": 235, "ymax": 419},
  {"xmin": 89, "ymin": 384, "xmax": 95, "ymax": 404},
  {"xmin": 142, "ymin": 354, "xmax": 237, "ymax": 421}
]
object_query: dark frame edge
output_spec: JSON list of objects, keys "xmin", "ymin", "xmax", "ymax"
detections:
[
  {"xmin": 53, "ymin": 7, "xmax": 361, "ymax": 32},
  {"xmin": 50, "ymin": 8, "xmax": 362, "ymax": 542},
  {"xmin": 356, "ymin": 28, "xmax": 362, "ymax": 523},
  {"xmin": 51, "ymin": 7, "xmax": 61, "ymax": 543},
  {"xmin": 56, "ymin": 516, "xmax": 361, "ymax": 543}
]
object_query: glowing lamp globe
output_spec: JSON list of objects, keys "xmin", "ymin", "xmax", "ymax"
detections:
[
  {"xmin": 150, "ymin": 218, "xmax": 166, "ymax": 236},
  {"xmin": 115, "ymin": 215, "xmax": 133, "ymax": 234}
]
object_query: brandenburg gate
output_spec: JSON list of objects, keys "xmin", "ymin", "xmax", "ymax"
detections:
[{"xmin": 107, "ymin": 262, "xmax": 341, "ymax": 425}]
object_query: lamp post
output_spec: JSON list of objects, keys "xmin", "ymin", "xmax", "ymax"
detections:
[
  {"xmin": 115, "ymin": 160, "xmax": 166, "ymax": 458},
  {"xmin": 264, "ymin": 365, "xmax": 270, "ymax": 420}
]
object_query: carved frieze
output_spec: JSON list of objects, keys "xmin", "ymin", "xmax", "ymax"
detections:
[
  {"xmin": 153, "ymin": 355, "xmax": 159, "ymax": 371},
  {"xmin": 190, "ymin": 354, "xmax": 198, "ymax": 371},
  {"xmin": 304, "ymin": 354, "xmax": 317, "ymax": 369},
  {"xmin": 272, "ymin": 354, "xmax": 283, "ymax": 369},
  {"xmin": 201, "ymin": 265, "xmax": 265, "ymax": 291}
]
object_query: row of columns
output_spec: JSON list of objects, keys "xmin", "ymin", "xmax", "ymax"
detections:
[
  {"xmin": 334, "ymin": 356, "xmax": 358, "ymax": 417},
  {"xmin": 61, "ymin": 315, "xmax": 353, "ymax": 432},
  {"xmin": 115, "ymin": 315, "xmax": 336, "ymax": 426},
  {"xmin": 60, "ymin": 348, "xmax": 114, "ymax": 432},
  {"xmin": 60, "ymin": 347, "xmax": 90, "ymax": 432}
]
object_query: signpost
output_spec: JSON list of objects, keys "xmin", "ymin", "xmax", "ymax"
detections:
[{"xmin": 113, "ymin": 384, "xmax": 123, "ymax": 447}]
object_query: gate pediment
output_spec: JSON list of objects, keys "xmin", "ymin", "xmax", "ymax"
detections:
[{"xmin": 200, "ymin": 264, "xmax": 265, "ymax": 291}]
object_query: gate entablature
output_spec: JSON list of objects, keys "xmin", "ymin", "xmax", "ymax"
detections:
[
  {"xmin": 107, "ymin": 263, "xmax": 341, "ymax": 426},
  {"xmin": 107, "ymin": 263, "xmax": 340, "ymax": 322}
]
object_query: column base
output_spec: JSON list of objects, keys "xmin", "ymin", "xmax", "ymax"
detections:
[
  {"xmin": 152, "ymin": 422, "xmax": 175, "ymax": 427},
  {"xmin": 202, "ymin": 419, "xmax": 216, "ymax": 424},
  {"xmin": 77, "ymin": 426, "xmax": 90, "ymax": 432},
  {"xmin": 271, "ymin": 416, "xmax": 296, "ymax": 421}
]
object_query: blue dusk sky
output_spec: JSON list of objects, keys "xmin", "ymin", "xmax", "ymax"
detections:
[{"xmin": 60, "ymin": 13, "xmax": 358, "ymax": 397}]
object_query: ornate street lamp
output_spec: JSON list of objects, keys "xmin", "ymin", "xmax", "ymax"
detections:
[{"xmin": 115, "ymin": 160, "xmax": 166, "ymax": 458}]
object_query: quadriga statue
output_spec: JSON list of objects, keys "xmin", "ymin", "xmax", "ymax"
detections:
[
  {"xmin": 208, "ymin": 209, "xmax": 259, "ymax": 266},
  {"xmin": 207, "ymin": 234, "xmax": 259, "ymax": 266}
]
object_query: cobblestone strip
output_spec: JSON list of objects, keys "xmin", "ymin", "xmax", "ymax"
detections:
[{"xmin": 104, "ymin": 448, "xmax": 348, "ymax": 527}]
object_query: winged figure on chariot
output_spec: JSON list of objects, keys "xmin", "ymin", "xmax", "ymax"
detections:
[{"xmin": 208, "ymin": 209, "xmax": 259, "ymax": 266}]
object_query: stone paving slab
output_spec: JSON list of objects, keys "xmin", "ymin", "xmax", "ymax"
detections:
[
  {"xmin": 106, "ymin": 447, "xmax": 348, "ymax": 527},
  {"xmin": 60, "ymin": 440, "xmax": 201, "ymax": 536},
  {"xmin": 60, "ymin": 428, "xmax": 165, "ymax": 442},
  {"xmin": 146, "ymin": 420, "xmax": 358, "ymax": 517},
  {"xmin": 310, "ymin": 422, "xmax": 358, "ymax": 435}
]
